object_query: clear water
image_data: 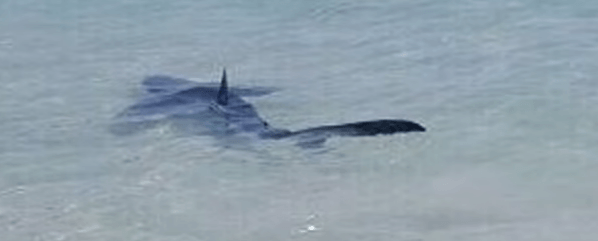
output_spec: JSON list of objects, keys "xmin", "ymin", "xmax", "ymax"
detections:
[{"xmin": 2, "ymin": 0, "xmax": 598, "ymax": 240}]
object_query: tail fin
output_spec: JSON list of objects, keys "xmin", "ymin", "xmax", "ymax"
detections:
[
  {"xmin": 216, "ymin": 68, "xmax": 228, "ymax": 105},
  {"xmin": 289, "ymin": 119, "xmax": 425, "ymax": 148},
  {"xmin": 293, "ymin": 119, "xmax": 425, "ymax": 137}
]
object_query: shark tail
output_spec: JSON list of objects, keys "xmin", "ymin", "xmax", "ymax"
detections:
[{"xmin": 289, "ymin": 119, "xmax": 425, "ymax": 148}]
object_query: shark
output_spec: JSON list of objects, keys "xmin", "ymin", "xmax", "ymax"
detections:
[{"xmin": 111, "ymin": 70, "xmax": 425, "ymax": 148}]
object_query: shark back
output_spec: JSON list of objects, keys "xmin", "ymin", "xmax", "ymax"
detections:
[
  {"xmin": 111, "ymin": 71, "xmax": 274, "ymax": 136},
  {"xmin": 208, "ymin": 69, "xmax": 269, "ymax": 134}
]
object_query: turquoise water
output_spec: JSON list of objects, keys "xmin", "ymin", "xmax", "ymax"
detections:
[{"xmin": 1, "ymin": 0, "xmax": 598, "ymax": 240}]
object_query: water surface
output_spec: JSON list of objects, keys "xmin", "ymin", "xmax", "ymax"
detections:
[{"xmin": 1, "ymin": 0, "xmax": 598, "ymax": 240}]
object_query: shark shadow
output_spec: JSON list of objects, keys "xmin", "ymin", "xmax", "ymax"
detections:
[{"xmin": 111, "ymin": 70, "xmax": 425, "ymax": 148}]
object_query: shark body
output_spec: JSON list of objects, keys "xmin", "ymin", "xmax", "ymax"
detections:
[{"xmin": 112, "ymin": 70, "xmax": 425, "ymax": 147}]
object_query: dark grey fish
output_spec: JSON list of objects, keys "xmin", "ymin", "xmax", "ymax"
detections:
[{"xmin": 111, "ymin": 69, "xmax": 425, "ymax": 148}]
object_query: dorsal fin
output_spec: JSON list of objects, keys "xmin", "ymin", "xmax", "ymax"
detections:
[{"xmin": 216, "ymin": 68, "xmax": 228, "ymax": 105}]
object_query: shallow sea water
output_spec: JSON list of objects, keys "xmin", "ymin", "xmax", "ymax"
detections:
[{"xmin": 1, "ymin": 0, "xmax": 598, "ymax": 240}]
